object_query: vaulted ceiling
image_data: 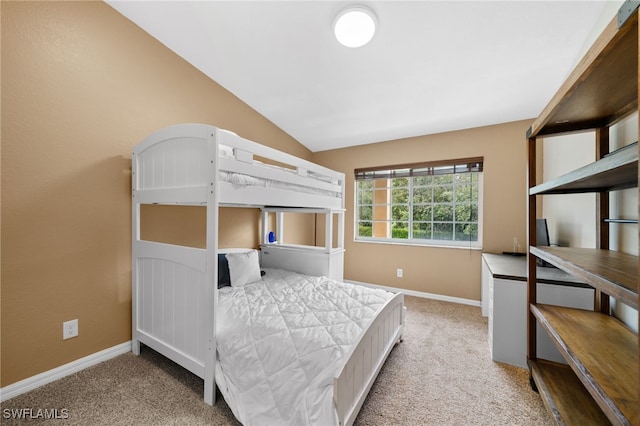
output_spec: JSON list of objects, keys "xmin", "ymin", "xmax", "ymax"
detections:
[{"xmin": 107, "ymin": 1, "xmax": 612, "ymax": 152}]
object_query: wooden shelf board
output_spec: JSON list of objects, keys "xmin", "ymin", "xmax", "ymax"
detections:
[
  {"xmin": 531, "ymin": 304, "xmax": 639, "ymax": 425},
  {"xmin": 527, "ymin": 11, "xmax": 638, "ymax": 139},
  {"xmin": 530, "ymin": 142, "xmax": 637, "ymax": 195},
  {"xmin": 530, "ymin": 246, "xmax": 638, "ymax": 309},
  {"xmin": 530, "ymin": 359, "xmax": 611, "ymax": 425}
]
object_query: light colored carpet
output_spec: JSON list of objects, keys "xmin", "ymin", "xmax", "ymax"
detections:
[{"xmin": 1, "ymin": 296, "xmax": 551, "ymax": 425}]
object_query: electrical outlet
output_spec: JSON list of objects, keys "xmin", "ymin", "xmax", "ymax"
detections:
[
  {"xmin": 63, "ymin": 319, "xmax": 78, "ymax": 340},
  {"xmin": 396, "ymin": 268, "xmax": 403, "ymax": 278}
]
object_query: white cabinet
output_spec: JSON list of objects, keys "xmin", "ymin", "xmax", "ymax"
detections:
[
  {"xmin": 483, "ymin": 254, "xmax": 594, "ymax": 368},
  {"xmin": 481, "ymin": 259, "xmax": 492, "ymax": 317}
]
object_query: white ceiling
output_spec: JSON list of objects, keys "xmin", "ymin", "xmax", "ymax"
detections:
[{"xmin": 107, "ymin": 1, "xmax": 613, "ymax": 152}]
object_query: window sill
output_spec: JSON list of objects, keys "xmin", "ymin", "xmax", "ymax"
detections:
[{"xmin": 353, "ymin": 238, "xmax": 482, "ymax": 250}]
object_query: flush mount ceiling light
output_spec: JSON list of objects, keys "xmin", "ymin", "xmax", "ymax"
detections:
[{"xmin": 334, "ymin": 5, "xmax": 377, "ymax": 48}]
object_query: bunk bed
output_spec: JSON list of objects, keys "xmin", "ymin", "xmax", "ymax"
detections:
[{"xmin": 131, "ymin": 123, "xmax": 405, "ymax": 426}]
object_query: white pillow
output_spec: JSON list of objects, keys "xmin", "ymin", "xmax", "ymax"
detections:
[{"xmin": 226, "ymin": 250, "xmax": 262, "ymax": 287}]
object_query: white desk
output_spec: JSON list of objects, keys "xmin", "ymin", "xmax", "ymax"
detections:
[{"xmin": 482, "ymin": 253, "xmax": 594, "ymax": 368}]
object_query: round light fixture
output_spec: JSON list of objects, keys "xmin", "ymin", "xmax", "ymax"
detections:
[{"xmin": 334, "ymin": 6, "xmax": 377, "ymax": 48}]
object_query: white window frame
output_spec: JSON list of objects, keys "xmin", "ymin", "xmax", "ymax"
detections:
[{"xmin": 354, "ymin": 164, "xmax": 483, "ymax": 249}]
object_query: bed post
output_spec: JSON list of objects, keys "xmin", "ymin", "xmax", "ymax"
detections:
[
  {"xmin": 276, "ymin": 212, "xmax": 284, "ymax": 243},
  {"xmin": 338, "ymin": 210, "xmax": 345, "ymax": 251},
  {"xmin": 131, "ymin": 151, "xmax": 141, "ymax": 356},
  {"xmin": 203, "ymin": 127, "xmax": 219, "ymax": 406},
  {"xmin": 261, "ymin": 209, "xmax": 268, "ymax": 244},
  {"xmin": 325, "ymin": 209, "xmax": 333, "ymax": 252}
]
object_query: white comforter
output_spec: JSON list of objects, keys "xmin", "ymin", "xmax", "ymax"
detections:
[{"xmin": 215, "ymin": 268, "xmax": 394, "ymax": 426}]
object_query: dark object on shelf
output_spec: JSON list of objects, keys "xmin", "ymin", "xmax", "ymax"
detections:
[
  {"xmin": 536, "ymin": 219, "xmax": 553, "ymax": 267},
  {"xmin": 536, "ymin": 219, "xmax": 550, "ymax": 246}
]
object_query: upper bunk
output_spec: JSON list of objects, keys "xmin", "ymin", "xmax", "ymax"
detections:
[{"xmin": 132, "ymin": 123, "xmax": 345, "ymax": 210}]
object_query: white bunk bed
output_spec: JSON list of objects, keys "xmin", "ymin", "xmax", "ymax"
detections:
[{"xmin": 131, "ymin": 123, "xmax": 405, "ymax": 425}]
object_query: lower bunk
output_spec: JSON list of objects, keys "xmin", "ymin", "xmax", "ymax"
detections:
[
  {"xmin": 216, "ymin": 266, "xmax": 405, "ymax": 426},
  {"xmin": 132, "ymin": 248, "xmax": 404, "ymax": 426}
]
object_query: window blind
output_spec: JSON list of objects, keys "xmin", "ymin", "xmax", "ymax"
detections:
[{"xmin": 354, "ymin": 157, "xmax": 483, "ymax": 181}]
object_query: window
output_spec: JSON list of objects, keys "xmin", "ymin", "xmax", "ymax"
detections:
[{"xmin": 355, "ymin": 157, "xmax": 483, "ymax": 248}]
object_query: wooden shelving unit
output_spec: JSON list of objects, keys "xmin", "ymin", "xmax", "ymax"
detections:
[
  {"xmin": 529, "ymin": 142, "xmax": 637, "ymax": 195},
  {"xmin": 530, "ymin": 247, "xmax": 637, "ymax": 309},
  {"xmin": 532, "ymin": 304, "xmax": 638, "ymax": 424},
  {"xmin": 529, "ymin": 360, "xmax": 611, "ymax": 425},
  {"xmin": 526, "ymin": 3, "xmax": 640, "ymax": 425}
]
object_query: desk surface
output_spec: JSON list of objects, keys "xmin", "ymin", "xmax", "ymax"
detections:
[{"xmin": 482, "ymin": 253, "xmax": 591, "ymax": 288}]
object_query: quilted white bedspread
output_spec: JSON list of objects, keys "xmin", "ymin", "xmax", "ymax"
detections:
[{"xmin": 215, "ymin": 268, "xmax": 395, "ymax": 426}]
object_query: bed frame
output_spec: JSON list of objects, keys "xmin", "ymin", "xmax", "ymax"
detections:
[{"xmin": 131, "ymin": 123, "xmax": 404, "ymax": 425}]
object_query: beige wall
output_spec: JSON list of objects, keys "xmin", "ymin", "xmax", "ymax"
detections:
[
  {"xmin": 1, "ymin": 1, "xmax": 312, "ymax": 387},
  {"xmin": 541, "ymin": 132, "xmax": 596, "ymax": 248},
  {"xmin": 313, "ymin": 119, "xmax": 532, "ymax": 301},
  {"xmin": 140, "ymin": 206, "xmax": 264, "ymax": 249}
]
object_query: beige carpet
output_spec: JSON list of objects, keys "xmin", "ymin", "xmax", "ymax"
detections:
[{"xmin": 1, "ymin": 296, "xmax": 551, "ymax": 425}]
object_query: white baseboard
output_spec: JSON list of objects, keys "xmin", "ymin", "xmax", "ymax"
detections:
[
  {"xmin": 346, "ymin": 280, "xmax": 481, "ymax": 307},
  {"xmin": 0, "ymin": 341, "xmax": 131, "ymax": 403}
]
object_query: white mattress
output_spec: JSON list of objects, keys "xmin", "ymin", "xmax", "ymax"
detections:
[
  {"xmin": 218, "ymin": 144, "xmax": 341, "ymax": 199},
  {"xmin": 215, "ymin": 268, "xmax": 394, "ymax": 426},
  {"xmin": 219, "ymin": 170, "xmax": 340, "ymax": 198}
]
